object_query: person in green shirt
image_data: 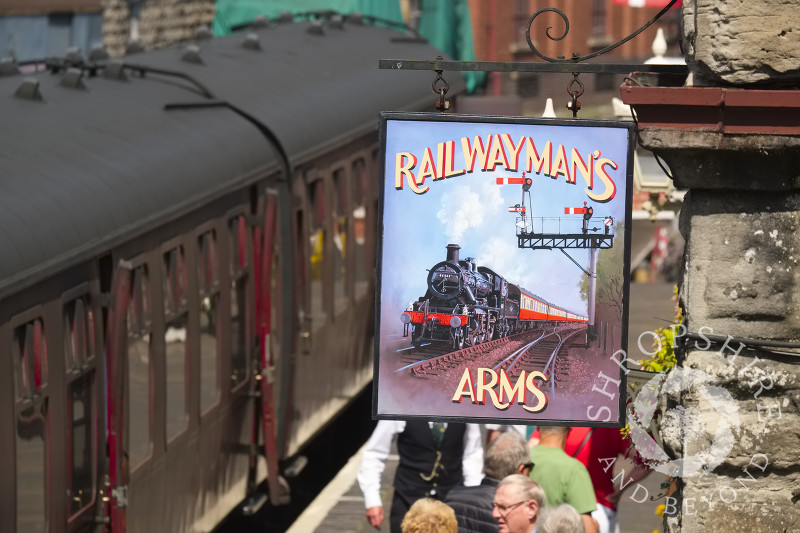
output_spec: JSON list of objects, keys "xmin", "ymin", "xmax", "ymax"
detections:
[{"xmin": 529, "ymin": 426, "xmax": 598, "ymax": 533}]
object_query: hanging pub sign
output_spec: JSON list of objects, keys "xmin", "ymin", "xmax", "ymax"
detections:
[{"xmin": 374, "ymin": 112, "xmax": 635, "ymax": 426}]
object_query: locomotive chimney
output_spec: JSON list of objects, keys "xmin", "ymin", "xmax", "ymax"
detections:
[{"xmin": 445, "ymin": 244, "xmax": 460, "ymax": 264}]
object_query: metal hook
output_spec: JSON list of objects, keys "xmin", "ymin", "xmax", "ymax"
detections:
[
  {"xmin": 432, "ymin": 71, "xmax": 449, "ymax": 95},
  {"xmin": 432, "ymin": 70, "xmax": 450, "ymax": 112},
  {"xmin": 566, "ymin": 73, "xmax": 584, "ymax": 118}
]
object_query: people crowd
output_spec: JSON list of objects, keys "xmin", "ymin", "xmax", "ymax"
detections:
[{"xmin": 358, "ymin": 422, "xmax": 648, "ymax": 533}]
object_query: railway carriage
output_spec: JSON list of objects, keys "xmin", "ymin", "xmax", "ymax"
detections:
[
  {"xmin": 0, "ymin": 14, "xmax": 460, "ymax": 533},
  {"xmin": 517, "ymin": 289, "xmax": 550, "ymax": 323},
  {"xmin": 548, "ymin": 304, "xmax": 568, "ymax": 322}
]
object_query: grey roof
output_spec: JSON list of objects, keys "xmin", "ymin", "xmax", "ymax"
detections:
[
  {"xmin": 130, "ymin": 21, "xmax": 462, "ymax": 167},
  {"xmin": 0, "ymin": 20, "xmax": 464, "ymax": 298}
]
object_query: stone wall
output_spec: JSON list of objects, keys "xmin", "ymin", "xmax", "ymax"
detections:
[
  {"xmin": 629, "ymin": 2, "xmax": 800, "ymax": 531},
  {"xmin": 658, "ymin": 190, "xmax": 800, "ymax": 532},
  {"xmin": 682, "ymin": 0, "xmax": 800, "ymax": 87},
  {"xmin": 659, "ymin": 348, "xmax": 800, "ymax": 532},
  {"xmin": 101, "ymin": 0, "xmax": 215, "ymax": 57}
]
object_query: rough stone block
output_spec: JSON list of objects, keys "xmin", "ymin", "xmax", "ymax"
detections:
[
  {"xmin": 652, "ymin": 350, "xmax": 798, "ymax": 464},
  {"xmin": 656, "ymin": 349, "xmax": 800, "ymax": 533},
  {"xmin": 680, "ymin": 190, "xmax": 800, "ymax": 340},
  {"xmin": 633, "ymin": 128, "xmax": 800, "ymax": 192},
  {"xmin": 676, "ymin": 477, "xmax": 800, "ymax": 533},
  {"xmin": 665, "ymin": 351, "xmax": 799, "ymax": 468},
  {"xmin": 683, "ymin": 0, "xmax": 800, "ymax": 86}
]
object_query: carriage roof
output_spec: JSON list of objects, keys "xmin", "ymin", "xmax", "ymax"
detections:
[{"xmin": 0, "ymin": 18, "xmax": 463, "ymax": 298}]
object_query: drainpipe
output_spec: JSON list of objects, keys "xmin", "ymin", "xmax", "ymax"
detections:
[{"xmin": 488, "ymin": 0, "xmax": 499, "ymax": 95}]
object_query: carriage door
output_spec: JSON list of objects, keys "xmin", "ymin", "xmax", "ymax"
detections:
[
  {"xmin": 254, "ymin": 188, "xmax": 288, "ymax": 503},
  {"xmin": 104, "ymin": 262, "xmax": 133, "ymax": 533},
  {"xmin": 11, "ymin": 309, "xmax": 50, "ymax": 533},
  {"xmin": 282, "ymin": 168, "xmax": 328, "ymax": 454},
  {"xmin": 63, "ymin": 285, "xmax": 103, "ymax": 533}
]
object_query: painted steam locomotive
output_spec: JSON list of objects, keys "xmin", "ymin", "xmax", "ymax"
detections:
[{"xmin": 401, "ymin": 244, "xmax": 588, "ymax": 350}]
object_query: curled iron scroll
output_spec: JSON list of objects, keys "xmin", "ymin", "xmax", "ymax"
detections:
[{"xmin": 525, "ymin": 0, "xmax": 680, "ymax": 63}]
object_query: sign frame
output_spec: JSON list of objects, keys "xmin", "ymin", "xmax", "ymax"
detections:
[{"xmin": 374, "ymin": 111, "xmax": 635, "ymax": 428}]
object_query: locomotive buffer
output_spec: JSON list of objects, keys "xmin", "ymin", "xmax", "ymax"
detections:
[{"xmin": 508, "ymin": 175, "xmax": 615, "ymax": 337}]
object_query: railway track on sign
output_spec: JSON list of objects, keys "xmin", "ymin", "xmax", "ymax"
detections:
[{"xmin": 398, "ymin": 325, "xmax": 586, "ymax": 386}]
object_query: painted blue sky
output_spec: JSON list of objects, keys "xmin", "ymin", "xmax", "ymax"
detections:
[{"xmin": 379, "ymin": 117, "xmax": 630, "ymax": 318}]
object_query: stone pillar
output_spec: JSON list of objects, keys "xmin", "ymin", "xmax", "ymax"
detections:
[{"xmin": 622, "ymin": 1, "xmax": 800, "ymax": 531}]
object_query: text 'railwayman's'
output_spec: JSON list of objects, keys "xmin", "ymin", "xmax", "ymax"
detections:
[{"xmin": 394, "ymin": 134, "xmax": 619, "ymax": 202}]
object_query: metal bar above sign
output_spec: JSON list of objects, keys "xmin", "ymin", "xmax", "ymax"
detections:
[{"xmin": 379, "ymin": 59, "xmax": 686, "ymax": 75}]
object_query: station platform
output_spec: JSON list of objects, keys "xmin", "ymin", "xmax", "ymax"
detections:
[{"xmin": 286, "ymin": 443, "xmax": 398, "ymax": 533}]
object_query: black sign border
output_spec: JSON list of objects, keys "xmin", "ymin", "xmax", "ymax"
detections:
[{"xmin": 373, "ymin": 111, "xmax": 636, "ymax": 428}]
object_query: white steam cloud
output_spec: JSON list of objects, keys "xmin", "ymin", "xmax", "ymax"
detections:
[{"xmin": 436, "ymin": 180, "xmax": 504, "ymax": 242}]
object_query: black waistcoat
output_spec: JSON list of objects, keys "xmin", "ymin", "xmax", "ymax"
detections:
[{"xmin": 393, "ymin": 421, "xmax": 466, "ymax": 506}]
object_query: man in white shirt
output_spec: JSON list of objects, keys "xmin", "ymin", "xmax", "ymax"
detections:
[{"xmin": 357, "ymin": 420, "xmax": 483, "ymax": 533}]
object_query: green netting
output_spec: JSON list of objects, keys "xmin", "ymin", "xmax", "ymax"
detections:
[
  {"xmin": 212, "ymin": 0, "xmax": 403, "ymax": 35},
  {"xmin": 212, "ymin": 0, "xmax": 485, "ymax": 93},
  {"xmin": 416, "ymin": 0, "xmax": 485, "ymax": 93}
]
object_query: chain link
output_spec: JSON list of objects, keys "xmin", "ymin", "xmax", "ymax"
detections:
[
  {"xmin": 432, "ymin": 70, "xmax": 450, "ymax": 112},
  {"xmin": 566, "ymin": 72, "xmax": 584, "ymax": 118}
]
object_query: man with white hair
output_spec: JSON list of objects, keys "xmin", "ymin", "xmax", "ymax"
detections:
[
  {"xmin": 491, "ymin": 474, "xmax": 545, "ymax": 533},
  {"xmin": 537, "ymin": 504, "xmax": 585, "ymax": 533}
]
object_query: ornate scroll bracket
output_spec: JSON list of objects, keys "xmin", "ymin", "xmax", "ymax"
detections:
[
  {"xmin": 525, "ymin": 0, "xmax": 680, "ymax": 63},
  {"xmin": 379, "ymin": 0, "xmax": 685, "ymax": 76}
]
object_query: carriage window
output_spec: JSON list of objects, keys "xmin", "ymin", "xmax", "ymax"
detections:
[
  {"xmin": 198, "ymin": 231, "xmax": 218, "ymax": 291},
  {"xmin": 334, "ymin": 168, "xmax": 348, "ymax": 219},
  {"xmin": 351, "ymin": 157, "xmax": 369, "ymax": 203},
  {"xmin": 13, "ymin": 319, "xmax": 48, "ymax": 400},
  {"xmin": 270, "ymin": 244, "xmax": 281, "ymax": 366},
  {"xmin": 310, "ymin": 178, "xmax": 325, "ymax": 229},
  {"xmin": 14, "ymin": 319, "xmax": 48, "ymax": 533},
  {"xmin": 369, "ymin": 150, "xmax": 381, "ymax": 287},
  {"xmin": 371, "ymin": 148, "xmax": 380, "ymax": 200},
  {"xmin": 64, "ymin": 298, "xmax": 96, "ymax": 372},
  {"xmin": 333, "ymin": 168, "xmax": 348, "ymax": 315},
  {"xmin": 68, "ymin": 372, "xmax": 95, "ymax": 516},
  {"xmin": 232, "ymin": 215, "xmax": 249, "ymax": 272},
  {"xmin": 163, "ymin": 247, "xmax": 188, "ymax": 312},
  {"xmin": 198, "ymin": 230, "xmax": 220, "ymax": 411},
  {"xmin": 295, "ymin": 209, "xmax": 307, "ymax": 315},
  {"xmin": 230, "ymin": 216, "xmax": 249, "ymax": 387},
  {"xmin": 163, "ymin": 246, "xmax": 188, "ymax": 440},
  {"xmin": 352, "ymin": 159, "xmax": 368, "ymax": 299},
  {"xmin": 13, "ymin": 324, "xmax": 32, "ymax": 401},
  {"xmin": 308, "ymin": 179, "xmax": 326, "ymax": 333},
  {"xmin": 127, "ymin": 265, "xmax": 152, "ymax": 468},
  {"xmin": 64, "ymin": 296, "xmax": 97, "ymax": 516}
]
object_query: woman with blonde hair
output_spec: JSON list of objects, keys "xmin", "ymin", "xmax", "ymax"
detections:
[{"xmin": 401, "ymin": 498, "xmax": 458, "ymax": 533}]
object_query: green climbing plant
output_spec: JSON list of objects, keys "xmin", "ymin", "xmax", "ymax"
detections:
[{"xmin": 638, "ymin": 284, "xmax": 682, "ymax": 373}]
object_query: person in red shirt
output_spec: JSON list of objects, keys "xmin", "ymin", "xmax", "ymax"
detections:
[{"xmin": 529, "ymin": 427, "xmax": 649, "ymax": 533}]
